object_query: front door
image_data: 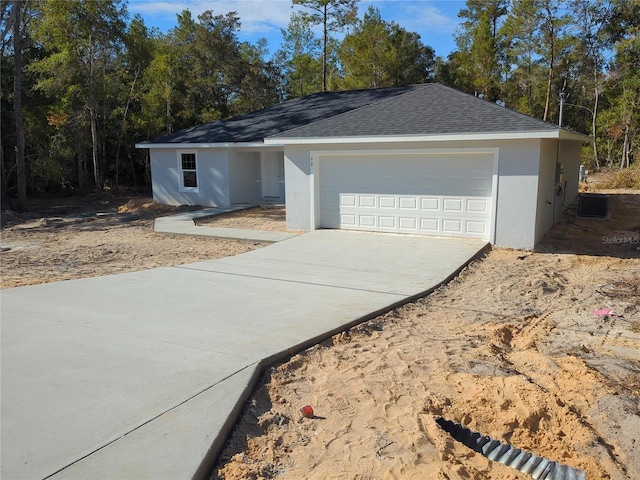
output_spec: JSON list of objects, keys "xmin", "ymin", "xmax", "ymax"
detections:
[{"xmin": 261, "ymin": 154, "xmax": 282, "ymax": 198}]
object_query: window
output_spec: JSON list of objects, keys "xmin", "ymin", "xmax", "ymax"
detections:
[{"xmin": 178, "ymin": 152, "xmax": 198, "ymax": 191}]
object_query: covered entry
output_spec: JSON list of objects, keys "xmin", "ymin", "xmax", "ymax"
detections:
[{"xmin": 316, "ymin": 150, "xmax": 496, "ymax": 239}]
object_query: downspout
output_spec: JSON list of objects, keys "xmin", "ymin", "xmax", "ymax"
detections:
[
  {"xmin": 492, "ymin": 159, "xmax": 500, "ymax": 246},
  {"xmin": 553, "ymin": 142, "xmax": 557, "ymax": 225}
]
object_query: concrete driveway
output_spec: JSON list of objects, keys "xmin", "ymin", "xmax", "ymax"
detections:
[{"xmin": 1, "ymin": 231, "xmax": 488, "ymax": 479}]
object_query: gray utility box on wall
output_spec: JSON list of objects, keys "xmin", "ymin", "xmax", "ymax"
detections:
[{"xmin": 578, "ymin": 193, "xmax": 609, "ymax": 218}]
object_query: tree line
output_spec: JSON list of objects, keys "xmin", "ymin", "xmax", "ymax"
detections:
[{"xmin": 1, "ymin": 0, "xmax": 638, "ymax": 210}]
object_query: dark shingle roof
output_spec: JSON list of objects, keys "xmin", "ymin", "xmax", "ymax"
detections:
[
  {"xmin": 140, "ymin": 83, "xmax": 578, "ymax": 145},
  {"xmin": 270, "ymin": 83, "xmax": 560, "ymax": 139},
  {"xmin": 140, "ymin": 86, "xmax": 415, "ymax": 144}
]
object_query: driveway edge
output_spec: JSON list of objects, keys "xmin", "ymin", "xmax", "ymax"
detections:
[{"xmin": 197, "ymin": 241, "xmax": 491, "ymax": 478}]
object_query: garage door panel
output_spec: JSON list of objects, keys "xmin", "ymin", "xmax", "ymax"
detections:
[
  {"xmin": 420, "ymin": 218, "xmax": 439, "ymax": 231},
  {"xmin": 359, "ymin": 195, "xmax": 376, "ymax": 207},
  {"xmin": 442, "ymin": 219, "xmax": 463, "ymax": 233},
  {"xmin": 319, "ymin": 154, "xmax": 493, "ymax": 239},
  {"xmin": 443, "ymin": 198, "xmax": 463, "ymax": 212},
  {"xmin": 399, "ymin": 197, "xmax": 418, "ymax": 209},
  {"xmin": 341, "ymin": 214, "xmax": 356, "ymax": 226},
  {"xmin": 421, "ymin": 198, "xmax": 439, "ymax": 210},
  {"xmin": 399, "ymin": 217, "xmax": 418, "ymax": 229},
  {"xmin": 467, "ymin": 199, "xmax": 489, "ymax": 213},
  {"xmin": 466, "ymin": 220, "xmax": 487, "ymax": 234},
  {"xmin": 359, "ymin": 215, "xmax": 376, "ymax": 227},
  {"xmin": 379, "ymin": 196, "xmax": 396, "ymax": 208},
  {"xmin": 341, "ymin": 195, "xmax": 357, "ymax": 207},
  {"xmin": 379, "ymin": 216, "xmax": 395, "ymax": 228}
]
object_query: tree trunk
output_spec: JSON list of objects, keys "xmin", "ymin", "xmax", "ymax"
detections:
[
  {"xmin": 13, "ymin": 0, "xmax": 26, "ymax": 211},
  {"xmin": 605, "ymin": 139, "xmax": 613, "ymax": 168},
  {"xmin": 166, "ymin": 80, "xmax": 172, "ymax": 133},
  {"xmin": 542, "ymin": 4, "xmax": 555, "ymax": 123},
  {"xmin": 543, "ymin": 64, "xmax": 553, "ymax": 123},
  {"xmin": 322, "ymin": 4, "xmax": 327, "ymax": 92},
  {"xmin": 592, "ymin": 82, "xmax": 600, "ymax": 169},
  {"xmin": 90, "ymin": 106, "xmax": 101, "ymax": 188},
  {"xmin": 621, "ymin": 124, "xmax": 630, "ymax": 169},
  {"xmin": 128, "ymin": 149, "xmax": 137, "ymax": 187},
  {"xmin": 76, "ymin": 149, "xmax": 86, "ymax": 192},
  {"xmin": 86, "ymin": 34, "xmax": 101, "ymax": 189},
  {"xmin": 145, "ymin": 148, "xmax": 151, "ymax": 185},
  {"xmin": 0, "ymin": 121, "xmax": 7, "ymax": 208},
  {"xmin": 115, "ymin": 67, "xmax": 140, "ymax": 187}
]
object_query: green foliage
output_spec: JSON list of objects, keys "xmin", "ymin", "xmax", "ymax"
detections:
[
  {"xmin": 439, "ymin": 0, "xmax": 638, "ymax": 174},
  {"xmin": 2, "ymin": 0, "xmax": 638, "ymax": 204},
  {"xmin": 292, "ymin": 0, "xmax": 360, "ymax": 91},
  {"xmin": 29, "ymin": 0, "xmax": 128, "ymax": 189},
  {"xmin": 455, "ymin": 0, "xmax": 507, "ymax": 100},
  {"xmin": 275, "ymin": 12, "xmax": 322, "ymax": 98},
  {"xmin": 1, "ymin": 0, "xmax": 283, "ymax": 199},
  {"xmin": 339, "ymin": 6, "xmax": 434, "ymax": 89}
]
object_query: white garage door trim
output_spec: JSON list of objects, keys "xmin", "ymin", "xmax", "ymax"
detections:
[{"xmin": 311, "ymin": 148, "xmax": 499, "ymax": 242}]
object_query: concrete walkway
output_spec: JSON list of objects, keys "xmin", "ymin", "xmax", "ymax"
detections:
[
  {"xmin": 1, "ymin": 231, "xmax": 488, "ymax": 480},
  {"xmin": 154, "ymin": 205, "xmax": 300, "ymax": 242}
]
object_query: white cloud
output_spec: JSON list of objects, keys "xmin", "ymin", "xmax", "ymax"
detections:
[
  {"xmin": 365, "ymin": 1, "xmax": 460, "ymax": 34},
  {"xmin": 129, "ymin": 0, "xmax": 294, "ymax": 35},
  {"xmin": 128, "ymin": 0, "xmax": 462, "ymax": 55}
]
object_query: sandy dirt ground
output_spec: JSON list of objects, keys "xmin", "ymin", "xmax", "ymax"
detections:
[
  {"xmin": 0, "ymin": 195, "xmax": 268, "ymax": 289},
  {"xmin": 213, "ymin": 189, "xmax": 640, "ymax": 480},
  {"xmin": 195, "ymin": 206, "xmax": 288, "ymax": 232},
  {"xmin": 1, "ymin": 184, "xmax": 639, "ymax": 480}
]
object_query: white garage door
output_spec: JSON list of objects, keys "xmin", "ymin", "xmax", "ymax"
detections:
[{"xmin": 318, "ymin": 152, "xmax": 494, "ymax": 239}]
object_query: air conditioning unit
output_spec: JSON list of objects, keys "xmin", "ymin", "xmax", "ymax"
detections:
[{"xmin": 578, "ymin": 193, "xmax": 609, "ymax": 219}]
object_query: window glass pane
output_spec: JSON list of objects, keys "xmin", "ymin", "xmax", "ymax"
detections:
[
  {"xmin": 181, "ymin": 153, "xmax": 196, "ymax": 171},
  {"xmin": 183, "ymin": 171, "xmax": 197, "ymax": 188}
]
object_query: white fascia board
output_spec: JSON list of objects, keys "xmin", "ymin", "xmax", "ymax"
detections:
[
  {"xmin": 134, "ymin": 141, "xmax": 282, "ymax": 149},
  {"xmin": 264, "ymin": 130, "xmax": 589, "ymax": 145},
  {"xmin": 558, "ymin": 130, "xmax": 591, "ymax": 142}
]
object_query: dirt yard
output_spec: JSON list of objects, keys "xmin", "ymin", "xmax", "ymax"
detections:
[
  {"xmin": 195, "ymin": 206, "xmax": 288, "ymax": 232},
  {"xmin": 211, "ymin": 190, "xmax": 640, "ymax": 479},
  {"xmin": 1, "ymin": 182, "xmax": 639, "ymax": 480},
  {"xmin": 0, "ymin": 195, "xmax": 272, "ymax": 289}
]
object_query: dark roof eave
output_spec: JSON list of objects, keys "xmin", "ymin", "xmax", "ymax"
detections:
[{"xmin": 135, "ymin": 140, "xmax": 287, "ymax": 149}]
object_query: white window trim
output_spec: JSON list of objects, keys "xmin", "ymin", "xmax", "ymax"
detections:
[{"xmin": 177, "ymin": 150, "xmax": 199, "ymax": 193}]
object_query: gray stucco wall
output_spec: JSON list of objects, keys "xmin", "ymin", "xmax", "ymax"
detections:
[
  {"xmin": 284, "ymin": 146, "xmax": 314, "ymax": 231},
  {"xmin": 558, "ymin": 140, "xmax": 583, "ymax": 207},
  {"xmin": 534, "ymin": 139, "xmax": 584, "ymax": 245},
  {"xmin": 284, "ymin": 139, "xmax": 546, "ymax": 249},
  {"xmin": 535, "ymin": 140, "xmax": 558, "ymax": 244},
  {"xmin": 492, "ymin": 139, "xmax": 541, "ymax": 249},
  {"xmin": 150, "ymin": 148, "xmax": 230, "ymax": 206},
  {"xmin": 150, "ymin": 137, "xmax": 584, "ymax": 249}
]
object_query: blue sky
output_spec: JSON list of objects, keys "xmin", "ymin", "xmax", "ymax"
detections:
[{"xmin": 128, "ymin": 0, "xmax": 467, "ymax": 58}]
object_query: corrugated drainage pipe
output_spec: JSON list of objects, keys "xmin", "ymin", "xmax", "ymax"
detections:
[{"xmin": 436, "ymin": 417, "xmax": 586, "ymax": 480}]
